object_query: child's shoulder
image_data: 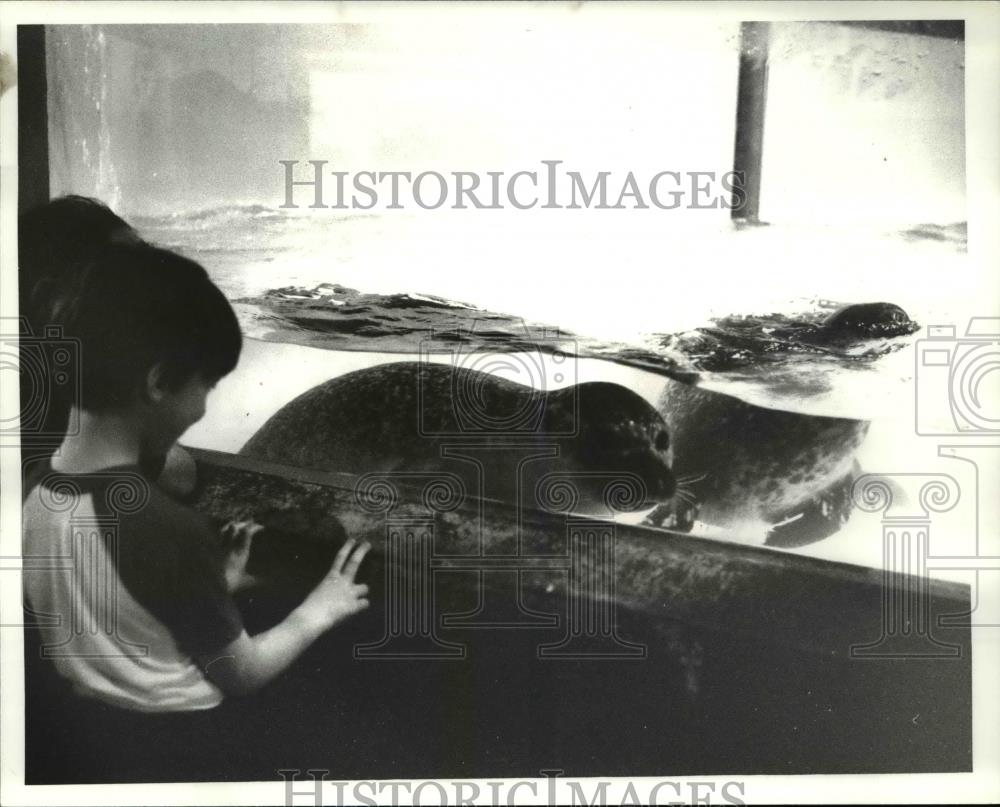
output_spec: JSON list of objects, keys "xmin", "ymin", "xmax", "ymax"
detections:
[
  {"xmin": 124, "ymin": 480, "xmax": 219, "ymax": 549},
  {"xmin": 23, "ymin": 463, "xmax": 216, "ymax": 546}
]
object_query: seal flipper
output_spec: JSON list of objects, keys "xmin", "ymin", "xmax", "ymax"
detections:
[{"xmin": 642, "ymin": 499, "xmax": 698, "ymax": 533}]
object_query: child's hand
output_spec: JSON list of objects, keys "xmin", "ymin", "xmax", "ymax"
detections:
[
  {"xmin": 299, "ymin": 538, "xmax": 371, "ymax": 631},
  {"xmin": 219, "ymin": 519, "xmax": 264, "ymax": 592}
]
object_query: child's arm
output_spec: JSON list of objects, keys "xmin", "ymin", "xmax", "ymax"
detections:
[{"xmin": 197, "ymin": 537, "xmax": 370, "ymax": 695}]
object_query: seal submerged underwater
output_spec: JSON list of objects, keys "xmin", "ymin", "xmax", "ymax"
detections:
[
  {"xmin": 654, "ymin": 377, "xmax": 868, "ymax": 546},
  {"xmin": 241, "ymin": 361, "xmax": 678, "ymax": 518}
]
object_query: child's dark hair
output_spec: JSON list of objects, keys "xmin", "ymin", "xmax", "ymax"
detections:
[
  {"xmin": 54, "ymin": 243, "xmax": 242, "ymax": 412},
  {"xmin": 19, "ymin": 195, "xmax": 138, "ymax": 327}
]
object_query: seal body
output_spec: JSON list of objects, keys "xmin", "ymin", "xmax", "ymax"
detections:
[
  {"xmin": 241, "ymin": 362, "xmax": 676, "ymax": 516},
  {"xmin": 657, "ymin": 378, "xmax": 869, "ymax": 543}
]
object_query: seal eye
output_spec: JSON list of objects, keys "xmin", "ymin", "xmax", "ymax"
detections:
[{"xmin": 654, "ymin": 430, "xmax": 670, "ymax": 452}]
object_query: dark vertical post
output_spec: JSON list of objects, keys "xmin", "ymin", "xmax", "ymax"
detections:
[
  {"xmin": 17, "ymin": 26, "xmax": 50, "ymax": 487},
  {"xmin": 17, "ymin": 25, "xmax": 49, "ymax": 216},
  {"xmin": 731, "ymin": 22, "xmax": 769, "ymax": 224}
]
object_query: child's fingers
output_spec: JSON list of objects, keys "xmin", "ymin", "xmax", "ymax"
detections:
[
  {"xmin": 353, "ymin": 583, "xmax": 369, "ymax": 598},
  {"xmin": 219, "ymin": 520, "xmax": 240, "ymax": 549},
  {"xmin": 235, "ymin": 521, "xmax": 264, "ymax": 552},
  {"xmin": 354, "ymin": 598, "xmax": 369, "ymax": 612},
  {"xmin": 330, "ymin": 538, "xmax": 358, "ymax": 575},
  {"xmin": 341, "ymin": 542, "xmax": 371, "ymax": 581}
]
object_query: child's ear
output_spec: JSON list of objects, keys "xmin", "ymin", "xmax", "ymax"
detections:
[{"xmin": 144, "ymin": 363, "xmax": 170, "ymax": 404}]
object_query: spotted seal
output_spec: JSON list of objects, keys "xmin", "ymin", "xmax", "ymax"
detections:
[
  {"xmin": 240, "ymin": 361, "xmax": 677, "ymax": 517},
  {"xmin": 653, "ymin": 378, "xmax": 869, "ymax": 546}
]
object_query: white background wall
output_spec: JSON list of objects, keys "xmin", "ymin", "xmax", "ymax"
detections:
[{"xmin": 760, "ymin": 22, "xmax": 965, "ymax": 227}]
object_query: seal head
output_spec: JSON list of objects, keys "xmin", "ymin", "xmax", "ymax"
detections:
[{"xmin": 813, "ymin": 302, "xmax": 918, "ymax": 342}]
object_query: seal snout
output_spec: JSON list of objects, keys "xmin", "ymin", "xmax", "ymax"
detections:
[
  {"xmin": 633, "ymin": 443, "xmax": 676, "ymax": 503},
  {"xmin": 650, "ymin": 464, "xmax": 677, "ymax": 502}
]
